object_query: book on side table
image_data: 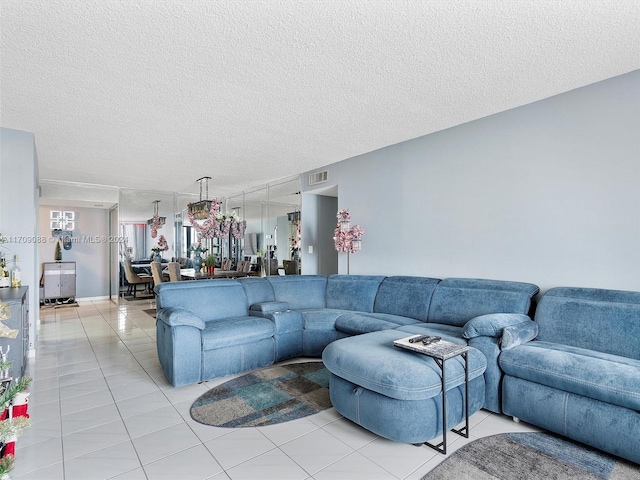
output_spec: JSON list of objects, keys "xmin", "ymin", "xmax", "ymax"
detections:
[
  {"xmin": 393, "ymin": 334, "xmax": 471, "ymax": 455},
  {"xmin": 393, "ymin": 334, "xmax": 468, "ymax": 359}
]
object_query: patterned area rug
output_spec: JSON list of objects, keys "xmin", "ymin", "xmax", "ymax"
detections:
[
  {"xmin": 190, "ymin": 362, "xmax": 331, "ymax": 427},
  {"xmin": 142, "ymin": 308, "xmax": 156, "ymax": 318},
  {"xmin": 422, "ymin": 432, "xmax": 640, "ymax": 480}
]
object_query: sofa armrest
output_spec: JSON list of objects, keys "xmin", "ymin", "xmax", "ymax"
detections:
[
  {"xmin": 262, "ymin": 309, "xmax": 303, "ymax": 334},
  {"xmin": 156, "ymin": 307, "xmax": 206, "ymax": 330},
  {"xmin": 249, "ymin": 301, "xmax": 291, "ymax": 315},
  {"xmin": 500, "ymin": 321, "xmax": 538, "ymax": 350},
  {"xmin": 462, "ymin": 313, "xmax": 531, "ymax": 339}
]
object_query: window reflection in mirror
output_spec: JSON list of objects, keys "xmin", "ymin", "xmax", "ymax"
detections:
[
  {"xmin": 119, "ymin": 189, "xmax": 175, "ymax": 263},
  {"xmin": 118, "ymin": 174, "xmax": 301, "ymax": 276}
]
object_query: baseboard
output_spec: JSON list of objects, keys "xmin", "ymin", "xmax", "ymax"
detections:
[{"xmin": 76, "ymin": 296, "xmax": 110, "ymax": 303}]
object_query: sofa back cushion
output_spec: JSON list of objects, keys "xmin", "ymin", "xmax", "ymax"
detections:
[
  {"xmin": 237, "ymin": 277, "xmax": 276, "ymax": 305},
  {"xmin": 267, "ymin": 275, "xmax": 328, "ymax": 310},
  {"xmin": 373, "ymin": 276, "xmax": 440, "ymax": 321},
  {"xmin": 326, "ymin": 275, "xmax": 386, "ymax": 312},
  {"xmin": 156, "ymin": 280, "xmax": 248, "ymax": 321},
  {"xmin": 428, "ymin": 278, "xmax": 539, "ymax": 327},
  {"xmin": 535, "ymin": 287, "xmax": 640, "ymax": 360}
]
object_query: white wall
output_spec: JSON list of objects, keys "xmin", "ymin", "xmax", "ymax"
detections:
[
  {"xmin": 0, "ymin": 127, "xmax": 39, "ymax": 351},
  {"xmin": 38, "ymin": 205, "xmax": 110, "ymax": 299},
  {"xmin": 303, "ymin": 71, "xmax": 640, "ymax": 293}
]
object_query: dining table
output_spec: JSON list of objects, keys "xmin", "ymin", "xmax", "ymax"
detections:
[{"xmin": 179, "ymin": 268, "xmax": 250, "ymax": 280}]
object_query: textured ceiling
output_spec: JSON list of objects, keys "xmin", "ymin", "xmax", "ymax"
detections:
[{"xmin": 2, "ymin": 1, "xmax": 639, "ymax": 200}]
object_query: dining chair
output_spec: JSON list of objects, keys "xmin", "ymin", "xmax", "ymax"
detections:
[
  {"xmin": 242, "ymin": 260, "xmax": 252, "ymax": 273},
  {"xmin": 167, "ymin": 262, "xmax": 181, "ymax": 282},
  {"xmin": 123, "ymin": 259, "xmax": 153, "ymax": 298},
  {"xmin": 269, "ymin": 259, "xmax": 279, "ymax": 275},
  {"xmin": 283, "ymin": 260, "xmax": 299, "ymax": 275},
  {"xmin": 151, "ymin": 262, "xmax": 169, "ymax": 286}
]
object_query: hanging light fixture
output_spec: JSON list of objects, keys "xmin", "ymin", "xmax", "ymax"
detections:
[
  {"xmin": 188, "ymin": 177, "xmax": 213, "ymax": 220},
  {"xmin": 148, "ymin": 200, "xmax": 166, "ymax": 239}
]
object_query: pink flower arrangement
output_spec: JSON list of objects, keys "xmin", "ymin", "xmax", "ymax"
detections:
[
  {"xmin": 156, "ymin": 235, "xmax": 169, "ymax": 251},
  {"xmin": 230, "ymin": 219, "xmax": 247, "ymax": 240},
  {"xmin": 151, "ymin": 235, "xmax": 169, "ymax": 256},
  {"xmin": 333, "ymin": 209, "xmax": 364, "ymax": 253},
  {"xmin": 150, "ymin": 215, "xmax": 162, "ymax": 239},
  {"xmin": 337, "ymin": 209, "xmax": 351, "ymax": 223},
  {"xmin": 188, "ymin": 199, "xmax": 224, "ymax": 239},
  {"xmin": 187, "ymin": 199, "xmax": 246, "ymax": 240}
]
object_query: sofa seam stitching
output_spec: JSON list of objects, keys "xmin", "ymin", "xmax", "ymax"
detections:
[{"xmin": 499, "ymin": 359, "xmax": 640, "ymax": 398}]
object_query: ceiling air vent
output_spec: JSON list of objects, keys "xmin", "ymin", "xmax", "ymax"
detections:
[{"xmin": 308, "ymin": 170, "xmax": 328, "ymax": 186}]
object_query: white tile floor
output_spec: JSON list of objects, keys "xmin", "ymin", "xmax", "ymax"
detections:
[{"xmin": 14, "ymin": 298, "xmax": 543, "ymax": 480}]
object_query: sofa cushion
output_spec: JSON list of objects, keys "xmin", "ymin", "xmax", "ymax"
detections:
[
  {"xmin": 535, "ymin": 287, "xmax": 640, "ymax": 360},
  {"xmin": 267, "ymin": 275, "xmax": 327, "ymax": 309},
  {"xmin": 335, "ymin": 312, "xmax": 420, "ymax": 335},
  {"xmin": 323, "ymin": 329, "xmax": 486, "ymax": 401},
  {"xmin": 326, "ymin": 275, "xmax": 385, "ymax": 312},
  {"xmin": 237, "ymin": 277, "xmax": 276, "ymax": 305},
  {"xmin": 201, "ymin": 317, "xmax": 276, "ymax": 350},
  {"xmin": 500, "ymin": 341, "xmax": 640, "ymax": 411},
  {"xmin": 156, "ymin": 280, "xmax": 248, "ymax": 322},
  {"xmin": 428, "ymin": 278, "xmax": 539, "ymax": 327},
  {"xmin": 373, "ymin": 276, "xmax": 440, "ymax": 320},
  {"xmin": 300, "ymin": 309, "xmax": 348, "ymax": 331}
]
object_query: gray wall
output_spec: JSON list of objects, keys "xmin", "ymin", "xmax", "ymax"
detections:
[
  {"xmin": 301, "ymin": 194, "xmax": 338, "ymax": 275},
  {"xmin": 0, "ymin": 127, "xmax": 39, "ymax": 351},
  {"xmin": 38, "ymin": 205, "xmax": 110, "ymax": 299},
  {"xmin": 303, "ymin": 70, "xmax": 640, "ymax": 292}
]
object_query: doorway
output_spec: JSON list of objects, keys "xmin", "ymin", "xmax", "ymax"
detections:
[{"xmin": 301, "ymin": 187, "xmax": 338, "ymax": 276}]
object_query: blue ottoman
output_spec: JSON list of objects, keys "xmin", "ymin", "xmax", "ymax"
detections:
[{"xmin": 322, "ymin": 329, "xmax": 487, "ymax": 444}]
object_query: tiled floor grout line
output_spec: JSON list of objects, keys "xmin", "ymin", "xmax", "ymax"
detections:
[{"xmin": 17, "ymin": 297, "xmax": 545, "ymax": 480}]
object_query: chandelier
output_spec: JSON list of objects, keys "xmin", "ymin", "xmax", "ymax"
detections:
[
  {"xmin": 188, "ymin": 177, "xmax": 213, "ymax": 220},
  {"xmin": 148, "ymin": 200, "xmax": 165, "ymax": 239},
  {"xmin": 187, "ymin": 178, "xmax": 246, "ymax": 241}
]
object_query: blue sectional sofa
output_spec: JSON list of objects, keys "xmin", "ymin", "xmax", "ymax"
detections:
[
  {"xmin": 155, "ymin": 274, "xmax": 539, "ymax": 416},
  {"xmin": 500, "ymin": 286, "xmax": 640, "ymax": 464},
  {"xmin": 155, "ymin": 275, "xmax": 640, "ymax": 463}
]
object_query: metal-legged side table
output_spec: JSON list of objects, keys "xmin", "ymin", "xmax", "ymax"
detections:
[{"xmin": 423, "ymin": 346, "xmax": 470, "ymax": 455}]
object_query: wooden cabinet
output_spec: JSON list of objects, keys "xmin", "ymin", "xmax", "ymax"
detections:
[{"xmin": 0, "ymin": 287, "xmax": 29, "ymax": 378}]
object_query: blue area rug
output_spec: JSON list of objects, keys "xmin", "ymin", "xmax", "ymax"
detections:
[
  {"xmin": 422, "ymin": 432, "xmax": 640, "ymax": 479},
  {"xmin": 190, "ymin": 362, "xmax": 331, "ymax": 427}
]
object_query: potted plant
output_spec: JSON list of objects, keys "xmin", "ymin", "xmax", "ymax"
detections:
[
  {"xmin": 54, "ymin": 241, "xmax": 62, "ymax": 262},
  {"xmin": 204, "ymin": 254, "xmax": 216, "ymax": 275}
]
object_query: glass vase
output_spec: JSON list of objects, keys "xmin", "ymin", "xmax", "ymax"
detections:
[{"xmin": 194, "ymin": 252, "xmax": 202, "ymax": 272}]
